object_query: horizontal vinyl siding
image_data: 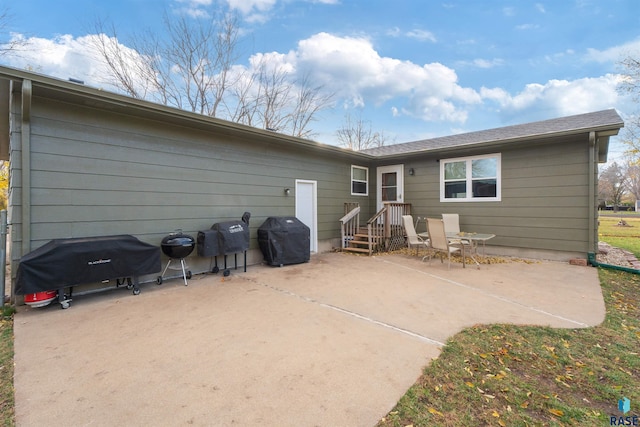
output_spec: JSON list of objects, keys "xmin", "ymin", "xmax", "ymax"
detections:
[
  {"xmin": 12, "ymin": 96, "xmax": 360, "ymax": 254},
  {"xmin": 402, "ymin": 137, "xmax": 592, "ymax": 254}
]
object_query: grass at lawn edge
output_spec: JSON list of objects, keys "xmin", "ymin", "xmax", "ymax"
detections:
[
  {"xmin": 0, "ymin": 305, "xmax": 15, "ymax": 427},
  {"xmin": 377, "ymin": 267, "xmax": 639, "ymax": 427}
]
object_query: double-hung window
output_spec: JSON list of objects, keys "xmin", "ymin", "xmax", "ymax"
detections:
[
  {"xmin": 351, "ymin": 165, "xmax": 368, "ymax": 196},
  {"xmin": 440, "ymin": 153, "xmax": 501, "ymax": 202}
]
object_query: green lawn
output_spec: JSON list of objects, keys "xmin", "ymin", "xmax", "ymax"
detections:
[
  {"xmin": 0, "ymin": 305, "xmax": 14, "ymax": 427},
  {"xmin": 599, "ymin": 215, "xmax": 640, "ymax": 258},
  {"xmin": 377, "ymin": 268, "xmax": 639, "ymax": 426}
]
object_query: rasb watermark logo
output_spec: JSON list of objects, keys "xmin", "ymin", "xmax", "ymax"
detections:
[{"xmin": 610, "ymin": 397, "xmax": 638, "ymax": 426}]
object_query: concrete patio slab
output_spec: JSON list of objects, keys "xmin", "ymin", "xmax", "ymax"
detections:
[{"xmin": 13, "ymin": 252, "xmax": 605, "ymax": 426}]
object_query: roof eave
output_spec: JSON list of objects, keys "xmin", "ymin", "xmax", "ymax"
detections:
[{"xmin": 373, "ymin": 125, "xmax": 623, "ymax": 160}]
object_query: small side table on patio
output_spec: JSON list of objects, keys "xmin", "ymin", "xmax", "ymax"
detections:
[{"xmin": 446, "ymin": 232, "xmax": 496, "ymax": 269}]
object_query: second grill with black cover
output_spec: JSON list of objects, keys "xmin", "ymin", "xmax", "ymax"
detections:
[{"xmin": 197, "ymin": 212, "xmax": 250, "ymax": 276}]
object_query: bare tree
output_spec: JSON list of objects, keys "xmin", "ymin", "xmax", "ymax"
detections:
[
  {"xmin": 618, "ymin": 53, "xmax": 640, "ymax": 160},
  {"xmin": 290, "ymin": 73, "xmax": 334, "ymax": 139},
  {"xmin": 89, "ymin": 20, "xmax": 153, "ymax": 99},
  {"xmin": 255, "ymin": 61, "xmax": 293, "ymax": 132},
  {"xmin": 0, "ymin": 6, "xmax": 28, "ymax": 56},
  {"xmin": 599, "ymin": 161, "xmax": 628, "ymax": 210},
  {"xmin": 619, "ymin": 56, "xmax": 640, "ymax": 101},
  {"xmin": 89, "ymin": 7, "xmax": 333, "ymax": 137},
  {"xmin": 90, "ymin": 11, "xmax": 240, "ymax": 116},
  {"xmin": 336, "ymin": 113, "xmax": 388, "ymax": 150},
  {"xmin": 158, "ymin": 12, "xmax": 240, "ymax": 116},
  {"xmin": 224, "ymin": 61, "xmax": 333, "ymax": 137},
  {"xmin": 225, "ymin": 68, "xmax": 260, "ymax": 126},
  {"xmin": 624, "ymin": 160, "xmax": 640, "ymax": 203}
]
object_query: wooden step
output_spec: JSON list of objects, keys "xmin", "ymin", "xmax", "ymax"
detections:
[
  {"xmin": 343, "ymin": 247, "xmax": 372, "ymax": 254},
  {"xmin": 348, "ymin": 240, "xmax": 372, "ymax": 247}
]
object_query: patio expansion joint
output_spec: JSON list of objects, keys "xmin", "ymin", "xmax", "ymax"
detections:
[
  {"xmin": 242, "ymin": 276, "xmax": 445, "ymax": 347},
  {"xmin": 376, "ymin": 257, "xmax": 590, "ymax": 328}
]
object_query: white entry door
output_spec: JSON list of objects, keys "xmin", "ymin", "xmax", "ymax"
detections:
[
  {"xmin": 295, "ymin": 179, "xmax": 318, "ymax": 253},
  {"xmin": 377, "ymin": 164, "xmax": 404, "ymax": 211}
]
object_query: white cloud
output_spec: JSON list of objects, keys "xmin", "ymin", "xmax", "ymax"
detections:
[
  {"xmin": 481, "ymin": 74, "xmax": 623, "ymax": 118},
  {"xmin": 386, "ymin": 27, "xmax": 401, "ymax": 37},
  {"xmin": 3, "ymin": 34, "xmax": 110, "ymax": 86},
  {"xmin": 173, "ymin": 0, "xmax": 214, "ymax": 18},
  {"xmin": 516, "ymin": 24, "xmax": 540, "ymax": 30},
  {"xmin": 387, "ymin": 27, "xmax": 437, "ymax": 43},
  {"xmin": 535, "ymin": 3, "xmax": 546, "ymax": 13},
  {"xmin": 1, "ymin": 33, "xmax": 154, "ymax": 96},
  {"xmin": 225, "ymin": 0, "xmax": 277, "ymax": 22},
  {"xmin": 293, "ymin": 32, "xmax": 480, "ymax": 122},
  {"xmin": 475, "ymin": 58, "xmax": 504, "ymax": 68},
  {"xmin": 4, "ymin": 28, "xmax": 629, "ymax": 133},
  {"xmin": 176, "ymin": 0, "xmax": 213, "ymax": 5},
  {"xmin": 584, "ymin": 37, "xmax": 640, "ymax": 64},
  {"xmin": 405, "ymin": 29, "xmax": 437, "ymax": 43},
  {"xmin": 458, "ymin": 58, "xmax": 504, "ymax": 69}
]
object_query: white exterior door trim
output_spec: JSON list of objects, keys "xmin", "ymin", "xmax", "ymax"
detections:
[
  {"xmin": 376, "ymin": 164, "xmax": 404, "ymax": 211},
  {"xmin": 295, "ymin": 179, "xmax": 318, "ymax": 253}
]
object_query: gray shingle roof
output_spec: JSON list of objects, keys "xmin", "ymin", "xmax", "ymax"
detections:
[{"xmin": 361, "ymin": 109, "xmax": 624, "ymax": 157}]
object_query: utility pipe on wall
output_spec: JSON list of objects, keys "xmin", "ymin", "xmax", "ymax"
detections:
[
  {"xmin": 21, "ymin": 79, "xmax": 32, "ymax": 257},
  {"xmin": 0, "ymin": 210, "xmax": 6, "ymax": 304},
  {"xmin": 588, "ymin": 131, "xmax": 596, "ymax": 254}
]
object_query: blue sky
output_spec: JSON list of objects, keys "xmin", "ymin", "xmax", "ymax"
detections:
[{"xmin": 2, "ymin": 0, "xmax": 639, "ymax": 160}]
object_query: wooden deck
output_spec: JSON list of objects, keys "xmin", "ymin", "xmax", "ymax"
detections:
[{"xmin": 340, "ymin": 203, "xmax": 411, "ymax": 255}]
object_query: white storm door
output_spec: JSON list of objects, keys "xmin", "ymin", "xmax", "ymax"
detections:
[
  {"xmin": 377, "ymin": 164, "xmax": 404, "ymax": 211},
  {"xmin": 295, "ymin": 179, "xmax": 318, "ymax": 253}
]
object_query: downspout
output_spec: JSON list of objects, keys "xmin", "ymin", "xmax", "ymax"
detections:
[
  {"xmin": 588, "ymin": 131, "xmax": 596, "ymax": 255},
  {"xmin": 21, "ymin": 79, "xmax": 32, "ymax": 257},
  {"xmin": 587, "ymin": 131, "xmax": 640, "ymax": 274}
]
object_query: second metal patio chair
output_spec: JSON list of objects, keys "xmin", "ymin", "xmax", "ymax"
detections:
[{"xmin": 426, "ymin": 217, "xmax": 463, "ymax": 269}]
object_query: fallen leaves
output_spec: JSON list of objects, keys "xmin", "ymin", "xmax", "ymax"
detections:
[
  {"xmin": 548, "ymin": 408, "xmax": 564, "ymax": 417},
  {"xmin": 427, "ymin": 407, "xmax": 442, "ymax": 417}
]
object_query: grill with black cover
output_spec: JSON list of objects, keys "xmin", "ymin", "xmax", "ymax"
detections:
[
  {"xmin": 15, "ymin": 235, "xmax": 161, "ymax": 309},
  {"xmin": 198, "ymin": 212, "xmax": 250, "ymax": 276},
  {"xmin": 258, "ymin": 216, "xmax": 310, "ymax": 266}
]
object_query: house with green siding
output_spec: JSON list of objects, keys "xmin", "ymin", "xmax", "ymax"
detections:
[{"xmin": 0, "ymin": 65, "xmax": 624, "ymax": 295}]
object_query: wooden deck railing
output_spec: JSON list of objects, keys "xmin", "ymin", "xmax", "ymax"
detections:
[
  {"xmin": 366, "ymin": 206, "xmax": 387, "ymax": 253},
  {"xmin": 367, "ymin": 202, "xmax": 412, "ymax": 252},
  {"xmin": 341, "ymin": 202, "xmax": 411, "ymax": 255},
  {"xmin": 339, "ymin": 204, "xmax": 361, "ymax": 249},
  {"xmin": 383, "ymin": 202, "xmax": 412, "ymax": 251}
]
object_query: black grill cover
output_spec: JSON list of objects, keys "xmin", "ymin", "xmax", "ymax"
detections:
[
  {"xmin": 15, "ymin": 235, "xmax": 161, "ymax": 294},
  {"xmin": 211, "ymin": 221, "xmax": 250, "ymax": 254},
  {"xmin": 197, "ymin": 229, "xmax": 220, "ymax": 257},
  {"xmin": 258, "ymin": 217, "xmax": 310, "ymax": 266}
]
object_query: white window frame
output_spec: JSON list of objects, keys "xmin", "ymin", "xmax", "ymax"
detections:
[
  {"xmin": 440, "ymin": 153, "xmax": 501, "ymax": 202},
  {"xmin": 351, "ymin": 165, "xmax": 369, "ymax": 196}
]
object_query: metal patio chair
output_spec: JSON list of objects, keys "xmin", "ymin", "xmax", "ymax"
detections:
[
  {"xmin": 426, "ymin": 217, "xmax": 463, "ymax": 269},
  {"xmin": 402, "ymin": 215, "xmax": 429, "ymax": 257}
]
